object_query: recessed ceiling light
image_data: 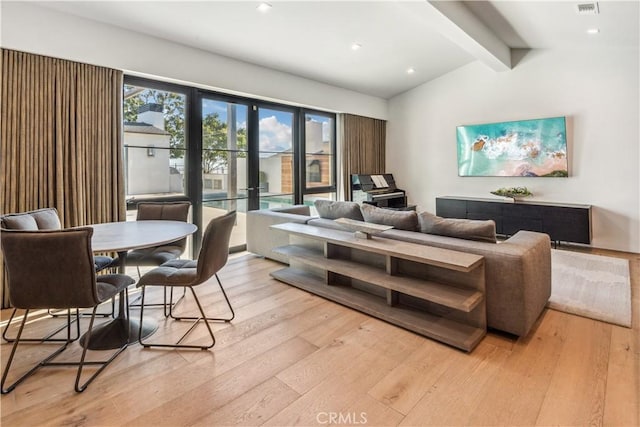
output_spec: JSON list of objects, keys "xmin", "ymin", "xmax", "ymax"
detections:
[
  {"xmin": 407, "ymin": 67, "xmax": 416, "ymax": 74},
  {"xmin": 587, "ymin": 28, "xmax": 600, "ymax": 34},
  {"xmin": 351, "ymin": 43, "xmax": 362, "ymax": 51},
  {"xmin": 257, "ymin": 2, "xmax": 272, "ymax": 13}
]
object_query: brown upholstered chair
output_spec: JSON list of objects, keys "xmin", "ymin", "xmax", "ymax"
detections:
[
  {"xmin": 125, "ymin": 201, "xmax": 192, "ymax": 274},
  {"xmin": 0, "ymin": 227, "xmax": 134, "ymax": 393},
  {"xmin": 137, "ymin": 211, "xmax": 236, "ymax": 350},
  {"xmin": 0, "ymin": 208, "xmax": 115, "ymax": 339},
  {"xmin": 0, "ymin": 208, "xmax": 114, "ymax": 271},
  {"xmin": 122, "ymin": 201, "xmax": 191, "ymax": 314}
]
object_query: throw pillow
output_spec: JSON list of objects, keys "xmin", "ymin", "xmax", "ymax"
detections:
[
  {"xmin": 418, "ymin": 211, "xmax": 497, "ymax": 243},
  {"xmin": 1, "ymin": 214, "xmax": 39, "ymax": 230},
  {"xmin": 31, "ymin": 209, "xmax": 62, "ymax": 229},
  {"xmin": 314, "ymin": 199, "xmax": 364, "ymax": 221},
  {"xmin": 360, "ymin": 203, "xmax": 419, "ymax": 231}
]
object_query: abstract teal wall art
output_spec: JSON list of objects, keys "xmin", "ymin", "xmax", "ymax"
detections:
[{"xmin": 457, "ymin": 117, "xmax": 568, "ymax": 177}]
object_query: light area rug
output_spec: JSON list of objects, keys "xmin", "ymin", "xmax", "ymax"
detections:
[{"xmin": 549, "ymin": 250, "xmax": 632, "ymax": 327}]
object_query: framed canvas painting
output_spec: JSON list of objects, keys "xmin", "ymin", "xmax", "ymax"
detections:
[{"xmin": 457, "ymin": 117, "xmax": 568, "ymax": 177}]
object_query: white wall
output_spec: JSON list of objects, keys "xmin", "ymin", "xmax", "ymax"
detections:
[
  {"xmin": 124, "ymin": 133, "xmax": 173, "ymax": 195},
  {"xmin": 0, "ymin": 2, "xmax": 387, "ymax": 119},
  {"xmin": 260, "ymin": 155, "xmax": 284, "ymax": 194},
  {"xmin": 387, "ymin": 47, "xmax": 639, "ymax": 253}
]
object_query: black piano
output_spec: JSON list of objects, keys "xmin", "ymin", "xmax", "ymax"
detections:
[{"xmin": 351, "ymin": 174, "xmax": 413, "ymax": 210}]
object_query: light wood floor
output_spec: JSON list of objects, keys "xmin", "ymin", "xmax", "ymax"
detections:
[{"xmin": 1, "ymin": 249, "xmax": 638, "ymax": 426}]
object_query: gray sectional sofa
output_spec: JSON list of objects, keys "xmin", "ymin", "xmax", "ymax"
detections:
[{"xmin": 247, "ymin": 202, "xmax": 551, "ymax": 337}]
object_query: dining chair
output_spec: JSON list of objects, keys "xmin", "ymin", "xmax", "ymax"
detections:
[
  {"xmin": 0, "ymin": 227, "xmax": 134, "ymax": 393},
  {"xmin": 126, "ymin": 201, "xmax": 192, "ymax": 274},
  {"xmin": 137, "ymin": 210, "xmax": 236, "ymax": 350},
  {"xmin": 0, "ymin": 208, "xmax": 115, "ymax": 272},
  {"xmin": 123, "ymin": 201, "xmax": 191, "ymax": 315},
  {"xmin": 0, "ymin": 208, "xmax": 115, "ymax": 340}
]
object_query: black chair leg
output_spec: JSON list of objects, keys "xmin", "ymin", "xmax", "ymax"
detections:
[
  {"xmin": 72, "ymin": 305, "xmax": 128, "ymax": 393},
  {"xmin": 47, "ymin": 298, "xmax": 115, "ymax": 319},
  {"xmin": 3, "ymin": 308, "xmax": 81, "ymax": 343},
  {"xmin": 129, "ymin": 286, "xmax": 186, "ymax": 317},
  {"xmin": 1, "ymin": 293, "xmax": 131, "ymax": 394},
  {"xmin": 1, "ymin": 309, "xmax": 72, "ymax": 394},
  {"xmin": 167, "ymin": 274, "xmax": 234, "ymax": 322},
  {"xmin": 139, "ymin": 286, "xmax": 215, "ymax": 350},
  {"xmin": 214, "ymin": 274, "xmax": 235, "ymax": 322},
  {"xmin": 164, "ymin": 287, "xmax": 186, "ymax": 317}
]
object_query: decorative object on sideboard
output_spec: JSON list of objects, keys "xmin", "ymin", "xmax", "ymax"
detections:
[
  {"xmin": 335, "ymin": 217, "xmax": 393, "ymax": 239},
  {"xmin": 490, "ymin": 186, "xmax": 533, "ymax": 201}
]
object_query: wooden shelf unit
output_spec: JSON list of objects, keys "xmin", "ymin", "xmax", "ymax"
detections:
[{"xmin": 270, "ymin": 222, "xmax": 486, "ymax": 352}]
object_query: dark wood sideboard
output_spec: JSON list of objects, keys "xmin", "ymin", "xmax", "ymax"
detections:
[{"xmin": 436, "ymin": 196, "xmax": 592, "ymax": 245}]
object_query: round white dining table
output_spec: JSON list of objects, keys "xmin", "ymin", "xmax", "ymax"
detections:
[{"xmin": 79, "ymin": 220, "xmax": 197, "ymax": 350}]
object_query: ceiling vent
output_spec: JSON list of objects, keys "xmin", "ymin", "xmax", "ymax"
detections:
[{"xmin": 577, "ymin": 2, "xmax": 599, "ymax": 15}]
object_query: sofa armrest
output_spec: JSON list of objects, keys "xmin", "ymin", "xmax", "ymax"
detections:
[
  {"xmin": 246, "ymin": 207, "xmax": 314, "ymax": 263},
  {"xmin": 494, "ymin": 231, "xmax": 552, "ymax": 336}
]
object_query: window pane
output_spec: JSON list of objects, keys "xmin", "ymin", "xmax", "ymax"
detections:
[
  {"xmin": 305, "ymin": 113, "xmax": 335, "ymax": 190},
  {"xmin": 201, "ymin": 99, "xmax": 249, "ymax": 250},
  {"xmin": 305, "ymin": 154, "xmax": 333, "ymax": 188},
  {"xmin": 259, "ymin": 108, "xmax": 294, "ymax": 196},
  {"xmin": 202, "ymin": 150, "xmax": 248, "ymax": 201},
  {"xmin": 305, "ymin": 114, "xmax": 334, "ymax": 156},
  {"xmin": 123, "ymin": 85, "xmax": 186, "ymax": 199},
  {"xmin": 203, "ymin": 199, "xmax": 247, "ymax": 249},
  {"xmin": 258, "ymin": 194, "xmax": 294, "ymax": 210},
  {"xmin": 124, "ymin": 146, "xmax": 186, "ymax": 197}
]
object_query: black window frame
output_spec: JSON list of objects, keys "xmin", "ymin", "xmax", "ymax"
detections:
[
  {"xmin": 299, "ymin": 109, "xmax": 337, "ymax": 198},
  {"xmin": 123, "ymin": 75, "xmax": 337, "ymax": 253}
]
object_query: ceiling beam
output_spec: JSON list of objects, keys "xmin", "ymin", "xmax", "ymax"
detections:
[{"xmin": 422, "ymin": 1, "xmax": 512, "ymax": 71}]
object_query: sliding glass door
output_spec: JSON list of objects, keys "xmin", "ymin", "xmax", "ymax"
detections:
[
  {"xmin": 256, "ymin": 107, "xmax": 295, "ymax": 210},
  {"xmin": 200, "ymin": 98, "xmax": 249, "ymax": 250},
  {"xmin": 302, "ymin": 111, "xmax": 336, "ymax": 214},
  {"xmin": 123, "ymin": 76, "xmax": 336, "ymax": 254}
]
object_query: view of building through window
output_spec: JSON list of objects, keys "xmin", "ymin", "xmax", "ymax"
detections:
[
  {"xmin": 123, "ymin": 85, "xmax": 186, "ymax": 200},
  {"xmin": 123, "ymin": 80, "xmax": 336, "ymax": 251},
  {"xmin": 305, "ymin": 113, "xmax": 335, "ymax": 191}
]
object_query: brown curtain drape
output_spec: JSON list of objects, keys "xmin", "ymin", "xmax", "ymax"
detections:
[
  {"xmin": 340, "ymin": 113, "xmax": 386, "ymax": 200},
  {"xmin": 0, "ymin": 49, "xmax": 125, "ymax": 307}
]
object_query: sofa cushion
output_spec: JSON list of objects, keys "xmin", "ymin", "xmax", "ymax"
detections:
[
  {"xmin": 418, "ymin": 211, "xmax": 497, "ymax": 243},
  {"xmin": 314, "ymin": 200, "xmax": 364, "ymax": 221},
  {"xmin": 361, "ymin": 203, "xmax": 418, "ymax": 231}
]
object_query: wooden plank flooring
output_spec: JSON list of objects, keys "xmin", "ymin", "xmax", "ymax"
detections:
[{"xmin": 1, "ymin": 249, "xmax": 638, "ymax": 426}]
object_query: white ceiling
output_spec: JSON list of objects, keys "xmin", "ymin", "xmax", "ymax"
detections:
[{"xmin": 34, "ymin": 1, "xmax": 639, "ymax": 99}]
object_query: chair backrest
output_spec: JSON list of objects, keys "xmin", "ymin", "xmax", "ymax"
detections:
[
  {"xmin": 0, "ymin": 208, "xmax": 62, "ymax": 230},
  {"xmin": 195, "ymin": 211, "xmax": 236, "ymax": 284},
  {"xmin": 136, "ymin": 201, "xmax": 191, "ymax": 250},
  {"xmin": 0, "ymin": 228, "xmax": 100, "ymax": 309}
]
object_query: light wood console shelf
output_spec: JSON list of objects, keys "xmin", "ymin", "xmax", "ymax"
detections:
[{"xmin": 270, "ymin": 222, "xmax": 487, "ymax": 352}]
